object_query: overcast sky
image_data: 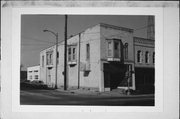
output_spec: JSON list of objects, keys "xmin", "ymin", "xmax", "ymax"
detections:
[{"xmin": 21, "ymin": 15, "xmax": 150, "ymax": 70}]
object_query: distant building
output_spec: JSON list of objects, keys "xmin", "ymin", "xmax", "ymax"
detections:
[
  {"xmin": 27, "ymin": 66, "xmax": 40, "ymax": 81},
  {"xmin": 40, "ymin": 23, "xmax": 155, "ymax": 92}
]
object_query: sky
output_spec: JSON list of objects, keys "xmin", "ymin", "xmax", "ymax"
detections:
[{"xmin": 21, "ymin": 15, "xmax": 150, "ymax": 70}]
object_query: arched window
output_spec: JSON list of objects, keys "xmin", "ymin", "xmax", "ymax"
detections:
[
  {"xmin": 153, "ymin": 52, "xmax": 155, "ymax": 63},
  {"xmin": 145, "ymin": 51, "xmax": 149, "ymax": 63},
  {"xmin": 137, "ymin": 50, "xmax": 142, "ymax": 63}
]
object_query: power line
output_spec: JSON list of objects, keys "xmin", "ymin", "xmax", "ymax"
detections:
[
  {"xmin": 22, "ymin": 43, "xmax": 51, "ymax": 46},
  {"xmin": 134, "ymin": 25, "xmax": 149, "ymax": 31},
  {"xmin": 22, "ymin": 35, "xmax": 56, "ymax": 44}
]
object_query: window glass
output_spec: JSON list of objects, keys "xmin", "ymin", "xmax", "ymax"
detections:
[
  {"xmin": 108, "ymin": 41, "xmax": 112, "ymax": 57},
  {"xmin": 68, "ymin": 47, "xmax": 71, "ymax": 61},
  {"xmin": 68, "ymin": 46, "xmax": 77, "ymax": 62},
  {"xmin": 72, "ymin": 47, "xmax": 76, "ymax": 61},
  {"xmin": 42, "ymin": 55, "xmax": 44, "ymax": 67},
  {"xmin": 114, "ymin": 41, "xmax": 120, "ymax": 58},
  {"xmin": 46, "ymin": 51, "xmax": 53, "ymax": 65},
  {"xmin": 35, "ymin": 75, "xmax": 38, "ymax": 79},
  {"xmin": 153, "ymin": 52, "xmax": 155, "ymax": 63},
  {"xmin": 145, "ymin": 51, "xmax": 149, "ymax": 63},
  {"xmin": 86, "ymin": 44, "xmax": 90, "ymax": 60},
  {"xmin": 114, "ymin": 42, "xmax": 119, "ymax": 50},
  {"xmin": 34, "ymin": 70, "xmax": 38, "ymax": 72},
  {"xmin": 137, "ymin": 50, "xmax": 142, "ymax": 63},
  {"xmin": 124, "ymin": 43, "xmax": 128, "ymax": 59}
]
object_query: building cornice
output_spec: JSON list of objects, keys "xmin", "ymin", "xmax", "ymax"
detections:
[{"xmin": 134, "ymin": 37, "xmax": 154, "ymax": 45}]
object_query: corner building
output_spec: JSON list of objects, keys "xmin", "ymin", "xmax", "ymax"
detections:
[{"xmin": 40, "ymin": 23, "xmax": 155, "ymax": 92}]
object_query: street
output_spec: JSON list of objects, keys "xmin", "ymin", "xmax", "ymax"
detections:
[{"xmin": 20, "ymin": 89, "xmax": 154, "ymax": 106}]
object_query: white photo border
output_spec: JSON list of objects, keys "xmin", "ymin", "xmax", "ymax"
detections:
[{"xmin": 11, "ymin": 7, "xmax": 164, "ymax": 112}]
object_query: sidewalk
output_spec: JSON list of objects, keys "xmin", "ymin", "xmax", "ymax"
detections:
[{"xmin": 55, "ymin": 88, "xmax": 154, "ymax": 97}]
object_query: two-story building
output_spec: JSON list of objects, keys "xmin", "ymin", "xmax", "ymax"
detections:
[
  {"xmin": 27, "ymin": 65, "xmax": 40, "ymax": 81},
  {"xmin": 40, "ymin": 23, "xmax": 155, "ymax": 92}
]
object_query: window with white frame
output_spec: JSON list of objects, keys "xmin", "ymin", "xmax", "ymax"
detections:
[
  {"xmin": 72, "ymin": 47, "xmax": 76, "ymax": 61},
  {"xmin": 137, "ymin": 50, "xmax": 142, "ymax": 63},
  {"xmin": 46, "ymin": 51, "xmax": 53, "ymax": 65},
  {"xmin": 107, "ymin": 41, "xmax": 112, "ymax": 57},
  {"xmin": 107, "ymin": 39, "xmax": 121, "ymax": 58},
  {"xmin": 34, "ymin": 70, "xmax": 38, "ymax": 72},
  {"xmin": 68, "ymin": 45, "xmax": 77, "ymax": 62},
  {"xmin": 42, "ymin": 55, "xmax": 44, "ymax": 67},
  {"xmin": 145, "ymin": 51, "xmax": 149, "ymax": 63}
]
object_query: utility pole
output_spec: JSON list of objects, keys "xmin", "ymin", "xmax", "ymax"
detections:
[
  {"xmin": 64, "ymin": 15, "xmax": 68, "ymax": 90},
  {"xmin": 55, "ymin": 33, "xmax": 58, "ymax": 89}
]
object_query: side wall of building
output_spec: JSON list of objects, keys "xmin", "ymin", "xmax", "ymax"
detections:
[
  {"xmin": 78, "ymin": 25, "xmax": 101, "ymax": 89},
  {"xmin": 40, "ymin": 25, "xmax": 101, "ymax": 90}
]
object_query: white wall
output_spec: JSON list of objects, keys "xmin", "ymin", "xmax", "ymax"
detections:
[{"xmin": 27, "ymin": 65, "xmax": 40, "ymax": 81}]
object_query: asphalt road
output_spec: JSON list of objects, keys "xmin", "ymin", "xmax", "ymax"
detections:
[{"xmin": 20, "ymin": 89, "xmax": 154, "ymax": 106}]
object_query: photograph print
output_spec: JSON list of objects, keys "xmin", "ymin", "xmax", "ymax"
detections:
[{"xmin": 20, "ymin": 15, "xmax": 155, "ymax": 106}]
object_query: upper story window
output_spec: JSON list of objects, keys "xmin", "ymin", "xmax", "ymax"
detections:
[
  {"xmin": 68, "ymin": 47, "xmax": 71, "ymax": 61},
  {"xmin": 29, "ymin": 71, "xmax": 32, "ymax": 73},
  {"xmin": 72, "ymin": 47, "xmax": 76, "ymax": 61},
  {"xmin": 86, "ymin": 43, "xmax": 90, "ymax": 61},
  {"xmin": 68, "ymin": 45, "xmax": 77, "ymax": 62},
  {"xmin": 137, "ymin": 50, "xmax": 142, "ymax": 63},
  {"xmin": 107, "ymin": 41, "xmax": 112, "ymax": 57},
  {"xmin": 34, "ymin": 70, "xmax": 38, "ymax": 72},
  {"xmin": 46, "ymin": 51, "xmax": 53, "ymax": 65},
  {"xmin": 42, "ymin": 55, "xmax": 44, "ymax": 67},
  {"xmin": 114, "ymin": 41, "xmax": 120, "ymax": 58},
  {"xmin": 107, "ymin": 39, "xmax": 122, "ymax": 59},
  {"xmin": 124, "ymin": 43, "xmax": 128, "ymax": 60},
  {"xmin": 145, "ymin": 51, "xmax": 149, "ymax": 63},
  {"xmin": 153, "ymin": 52, "xmax": 155, "ymax": 63}
]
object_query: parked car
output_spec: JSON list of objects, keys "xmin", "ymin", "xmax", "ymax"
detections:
[{"xmin": 20, "ymin": 80, "xmax": 48, "ymax": 90}]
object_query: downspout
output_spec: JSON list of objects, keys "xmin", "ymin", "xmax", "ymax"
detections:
[{"xmin": 78, "ymin": 33, "xmax": 81, "ymax": 89}]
